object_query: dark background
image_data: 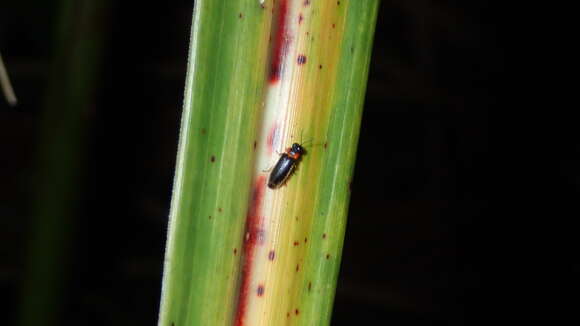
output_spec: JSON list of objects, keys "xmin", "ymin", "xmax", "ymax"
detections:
[{"xmin": 1, "ymin": 1, "xmax": 501, "ymax": 325}]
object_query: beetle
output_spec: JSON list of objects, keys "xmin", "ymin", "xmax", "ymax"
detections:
[{"xmin": 268, "ymin": 142, "xmax": 305, "ymax": 189}]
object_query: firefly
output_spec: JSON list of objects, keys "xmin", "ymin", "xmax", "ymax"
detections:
[{"xmin": 267, "ymin": 143, "xmax": 305, "ymax": 189}]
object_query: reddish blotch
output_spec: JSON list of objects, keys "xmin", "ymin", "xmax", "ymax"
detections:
[
  {"xmin": 234, "ymin": 176, "xmax": 267, "ymax": 325},
  {"xmin": 267, "ymin": 124, "xmax": 278, "ymax": 153},
  {"xmin": 269, "ymin": 0, "xmax": 291, "ymax": 83}
]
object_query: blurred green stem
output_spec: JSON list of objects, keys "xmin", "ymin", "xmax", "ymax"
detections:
[
  {"xmin": 0, "ymin": 51, "xmax": 18, "ymax": 106},
  {"xmin": 18, "ymin": 1, "xmax": 109, "ymax": 325}
]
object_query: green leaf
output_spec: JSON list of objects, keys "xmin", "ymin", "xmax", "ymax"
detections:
[{"xmin": 158, "ymin": 1, "xmax": 379, "ymax": 325}]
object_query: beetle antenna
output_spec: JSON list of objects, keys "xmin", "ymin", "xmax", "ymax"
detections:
[{"xmin": 301, "ymin": 137, "xmax": 315, "ymax": 146}]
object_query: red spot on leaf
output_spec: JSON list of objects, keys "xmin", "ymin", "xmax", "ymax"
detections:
[
  {"xmin": 296, "ymin": 264, "xmax": 300, "ymax": 272},
  {"xmin": 293, "ymin": 241, "xmax": 299, "ymax": 246},
  {"xmin": 257, "ymin": 284, "xmax": 265, "ymax": 296},
  {"xmin": 304, "ymin": 237, "xmax": 308, "ymax": 243},
  {"xmin": 298, "ymin": 14, "xmax": 304, "ymax": 24},
  {"xmin": 297, "ymin": 54, "xmax": 307, "ymax": 65},
  {"xmin": 308, "ymin": 281, "xmax": 312, "ymax": 291},
  {"xmin": 304, "ymin": 0, "xmax": 310, "ymax": 5},
  {"xmin": 268, "ymin": 250, "xmax": 275, "ymax": 261},
  {"xmin": 295, "ymin": 308, "xmax": 300, "ymax": 315},
  {"xmin": 234, "ymin": 248, "xmax": 237, "ymax": 255},
  {"xmin": 322, "ymin": 233, "xmax": 327, "ymax": 239}
]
